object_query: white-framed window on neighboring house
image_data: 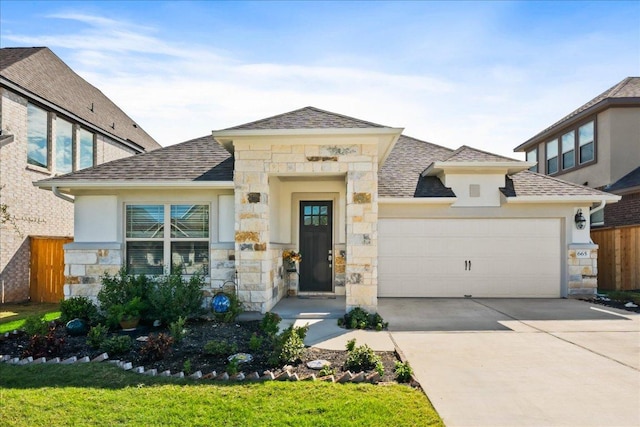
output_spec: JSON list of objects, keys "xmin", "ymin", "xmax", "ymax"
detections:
[
  {"xmin": 526, "ymin": 148, "xmax": 538, "ymax": 172},
  {"xmin": 55, "ymin": 118, "xmax": 73, "ymax": 174},
  {"xmin": 125, "ymin": 204, "xmax": 210, "ymax": 276},
  {"xmin": 579, "ymin": 121, "xmax": 595, "ymax": 164},
  {"xmin": 590, "ymin": 208, "xmax": 604, "ymax": 227},
  {"xmin": 561, "ymin": 131, "xmax": 575, "ymax": 170},
  {"xmin": 27, "ymin": 103, "xmax": 49, "ymax": 168},
  {"xmin": 546, "ymin": 139, "xmax": 558, "ymax": 175}
]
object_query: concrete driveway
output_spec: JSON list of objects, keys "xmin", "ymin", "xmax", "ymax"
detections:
[{"xmin": 379, "ymin": 298, "xmax": 640, "ymax": 427}]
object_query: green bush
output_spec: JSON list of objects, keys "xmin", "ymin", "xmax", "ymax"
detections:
[
  {"xmin": 318, "ymin": 365, "xmax": 335, "ymax": 377},
  {"xmin": 98, "ymin": 269, "xmax": 152, "ymax": 327},
  {"xmin": 168, "ymin": 316, "xmax": 187, "ymax": 344},
  {"xmin": 248, "ymin": 333, "xmax": 263, "ymax": 352},
  {"xmin": 345, "ymin": 339, "xmax": 384, "ymax": 375},
  {"xmin": 100, "ymin": 335, "xmax": 132, "ymax": 355},
  {"xmin": 270, "ymin": 324, "xmax": 309, "ymax": 366},
  {"xmin": 22, "ymin": 329, "xmax": 64, "ymax": 358},
  {"xmin": 226, "ymin": 358, "xmax": 239, "ymax": 376},
  {"xmin": 86, "ymin": 324, "xmax": 109, "ymax": 349},
  {"xmin": 339, "ymin": 307, "xmax": 389, "ymax": 330},
  {"xmin": 203, "ymin": 340, "xmax": 237, "ymax": 357},
  {"xmin": 260, "ymin": 312, "xmax": 282, "ymax": 337},
  {"xmin": 60, "ymin": 297, "xmax": 100, "ymax": 324},
  {"xmin": 22, "ymin": 315, "xmax": 50, "ymax": 336},
  {"xmin": 147, "ymin": 269, "xmax": 205, "ymax": 325},
  {"xmin": 394, "ymin": 361, "xmax": 413, "ymax": 383}
]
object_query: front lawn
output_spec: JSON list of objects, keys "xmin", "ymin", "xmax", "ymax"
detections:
[
  {"xmin": 0, "ymin": 303, "xmax": 60, "ymax": 333},
  {"xmin": 0, "ymin": 363, "xmax": 443, "ymax": 426}
]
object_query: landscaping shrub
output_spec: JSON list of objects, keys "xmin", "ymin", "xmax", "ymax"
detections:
[
  {"xmin": 59, "ymin": 296, "xmax": 99, "ymax": 324},
  {"xmin": 22, "ymin": 315, "xmax": 50, "ymax": 336},
  {"xmin": 394, "ymin": 361, "xmax": 414, "ymax": 383},
  {"xmin": 260, "ymin": 312, "xmax": 282, "ymax": 338},
  {"xmin": 168, "ymin": 316, "xmax": 187, "ymax": 344},
  {"xmin": 140, "ymin": 333, "xmax": 174, "ymax": 361},
  {"xmin": 344, "ymin": 339, "xmax": 384, "ymax": 375},
  {"xmin": 203, "ymin": 340, "xmax": 237, "ymax": 357},
  {"xmin": 248, "ymin": 333, "xmax": 263, "ymax": 352},
  {"xmin": 339, "ymin": 307, "xmax": 388, "ymax": 330},
  {"xmin": 22, "ymin": 328, "xmax": 64, "ymax": 358},
  {"xmin": 100, "ymin": 335, "xmax": 132, "ymax": 355},
  {"xmin": 98, "ymin": 269, "xmax": 152, "ymax": 327},
  {"xmin": 147, "ymin": 269, "xmax": 205, "ymax": 325},
  {"xmin": 226, "ymin": 357, "xmax": 239, "ymax": 376},
  {"xmin": 86, "ymin": 324, "xmax": 109, "ymax": 349},
  {"xmin": 270, "ymin": 324, "xmax": 309, "ymax": 366}
]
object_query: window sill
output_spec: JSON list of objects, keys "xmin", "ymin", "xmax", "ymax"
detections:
[{"xmin": 26, "ymin": 163, "xmax": 52, "ymax": 176}]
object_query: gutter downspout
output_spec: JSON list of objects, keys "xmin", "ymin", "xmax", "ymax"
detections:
[
  {"xmin": 590, "ymin": 200, "xmax": 606, "ymax": 216},
  {"xmin": 52, "ymin": 186, "xmax": 74, "ymax": 203}
]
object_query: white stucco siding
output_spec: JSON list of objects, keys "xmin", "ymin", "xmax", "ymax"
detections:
[
  {"xmin": 378, "ymin": 217, "xmax": 562, "ymax": 298},
  {"xmin": 74, "ymin": 195, "xmax": 119, "ymax": 242}
]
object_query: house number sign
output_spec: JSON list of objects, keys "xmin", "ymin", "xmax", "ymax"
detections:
[{"xmin": 576, "ymin": 250, "xmax": 591, "ymax": 258}]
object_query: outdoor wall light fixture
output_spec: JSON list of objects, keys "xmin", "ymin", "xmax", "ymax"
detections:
[{"xmin": 574, "ymin": 209, "xmax": 586, "ymax": 230}]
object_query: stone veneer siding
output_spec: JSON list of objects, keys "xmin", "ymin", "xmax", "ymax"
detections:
[
  {"xmin": 567, "ymin": 243, "xmax": 599, "ymax": 296},
  {"xmin": 0, "ymin": 87, "xmax": 136, "ymax": 302},
  {"xmin": 63, "ymin": 243, "xmax": 237, "ymax": 308},
  {"xmin": 234, "ymin": 141, "xmax": 378, "ymax": 313}
]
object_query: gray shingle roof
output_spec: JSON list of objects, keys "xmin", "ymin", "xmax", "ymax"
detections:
[
  {"xmin": 516, "ymin": 77, "xmax": 640, "ymax": 151},
  {"xmin": 501, "ymin": 171, "xmax": 614, "ymax": 198},
  {"xmin": 379, "ymin": 135, "xmax": 454, "ymax": 198},
  {"xmin": 223, "ymin": 106, "xmax": 388, "ymax": 130},
  {"xmin": 37, "ymin": 135, "xmax": 232, "ymax": 183},
  {"xmin": 604, "ymin": 166, "xmax": 640, "ymax": 193},
  {"xmin": 443, "ymin": 145, "xmax": 519, "ymax": 162},
  {"xmin": 1, "ymin": 47, "xmax": 160, "ymax": 152}
]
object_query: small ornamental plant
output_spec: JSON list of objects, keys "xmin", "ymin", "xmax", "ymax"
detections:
[{"xmin": 283, "ymin": 250, "xmax": 302, "ymax": 263}]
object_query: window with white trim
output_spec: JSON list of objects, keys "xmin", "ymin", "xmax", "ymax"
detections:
[
  {"xmin": 125, "ymin": 204, "xmax": 210, "ymax": 275},
  {"xmin": 546, "ymin": 140, "xmax": 558, "ymax": 175},
  {"xmin": 526, "ymin": 148, "xmax": 538, "ymax": 172}
]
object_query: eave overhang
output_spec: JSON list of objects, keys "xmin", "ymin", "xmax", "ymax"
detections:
[
  {"xmin": 422, "ymin": 161, "xmax": 535, "ymax": 177},
  {"xmin": 34, "ymin": 180, "xmax": 234, "ymax": 195},
  {"xmin": 504, "ymin": 194, "xmax": 622, "ymax": 204}
]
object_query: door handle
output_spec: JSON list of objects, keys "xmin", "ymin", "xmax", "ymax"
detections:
[
  {"xmin": 468, "ymin": 260, "xmax": 471, "ymax": 271},
  {"xmin": 465, "ymin": 260, "xmax": 468, "ymax": 271},
  {"xmin": 328, "ymin": 255, "xmax": 333, "ymax": 261}
]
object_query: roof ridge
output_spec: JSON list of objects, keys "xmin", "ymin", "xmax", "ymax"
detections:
[
  {"xmin": 399, "ymin": 134, "xmax": 455, "ymax": 153},
  {"xmin": 443, "ymin": 145, "xmax": 520, "ymax": 162},
  {"xmin": 608, "ymin": 77, "xmax": 635, "ymax": 97}
]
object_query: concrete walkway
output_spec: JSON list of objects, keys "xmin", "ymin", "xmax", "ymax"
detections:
[{"xmin": 272, "ymin": 297, "xmax": 640, "ymax": 427}]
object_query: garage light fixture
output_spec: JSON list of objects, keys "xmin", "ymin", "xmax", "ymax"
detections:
[{"xmin": 574, "ymin": 209, "xmax": 586, "ymax": 230}]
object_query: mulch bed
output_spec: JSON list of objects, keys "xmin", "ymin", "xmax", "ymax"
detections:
[{"xmin": 0, "ymin": 318, "xmax": 400, "ymax": 382}]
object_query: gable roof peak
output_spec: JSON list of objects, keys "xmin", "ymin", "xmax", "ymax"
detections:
[{"xmin": 221, "ymin": 106, "xmax": 390, "ymax": 131}]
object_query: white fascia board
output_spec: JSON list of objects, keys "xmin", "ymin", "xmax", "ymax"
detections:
[
  {"xmin": 379, "ymin": 197, "xmax": 457, "ymax": 204},
  {"xmin": 34, "ymin": 180, "xmax": 234, "ymax": 191},
  {"xmin": 422, "ymin": 161, "xmax": 535, "ymax": 177},
  {"xmin": 505, "ymin": 194, "xmax": 622, "ymax": 204}
]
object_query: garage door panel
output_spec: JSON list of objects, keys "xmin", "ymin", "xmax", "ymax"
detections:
[{"xmin": 378, "ymin": 218, "xmax": 561, "ymax": 298}]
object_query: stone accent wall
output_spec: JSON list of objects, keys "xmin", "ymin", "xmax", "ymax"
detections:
[
  {"xmin": 63, "ymin": 243, "xmax": 123, "ymax": 303},
  {"xmin": 204, "ymin": 245, "xmax": 236, "ymax": 308},
  {"xmin": 0, "ymin": 87, "xmax": 139, "ymax": 302},
  {"xmin": 567, "ymin": 244, "xmax": 599, "ymax": 296},
  {"xmin": 234, "ymin": 141, "xmax": 378, "ymax": 313}
]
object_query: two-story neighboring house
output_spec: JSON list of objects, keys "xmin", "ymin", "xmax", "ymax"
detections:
[
  {"xmin": 514, "ymin": 77, "xmax": 639, "ymax": 290},
  {"xmin": 0, "ymin": 47, "xmax": 161, "ymax": 302}
]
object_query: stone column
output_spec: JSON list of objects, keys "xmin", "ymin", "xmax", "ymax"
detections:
[
  {"xmin": 345, "ymin": 147, "xmax": 378, "ymax": 312},
  {"xmin": 567, "ymin": 243, "xmax": 599, "ymax": 296}
]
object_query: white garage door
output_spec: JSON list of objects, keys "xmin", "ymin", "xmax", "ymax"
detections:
[{"xmin": 378, "ymin": 218, "xmax": 561, "ymax": 298}]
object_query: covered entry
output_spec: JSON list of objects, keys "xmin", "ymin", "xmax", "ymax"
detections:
[{"xmin": 378, "ymin": 218, "xmax": 561, "ymax": 298}]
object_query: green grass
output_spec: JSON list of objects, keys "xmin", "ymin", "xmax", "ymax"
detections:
[
  {"xmin": 0, "ymin": 303, "xmax": 61, "ymax": 333},
  {"xmin": 0, "ymin": 363, "xmax": 443, "ymax": 426}
]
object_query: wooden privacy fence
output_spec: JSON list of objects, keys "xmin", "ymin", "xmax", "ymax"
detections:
[
  {"xmin": 591, "ymin": 225, "xmax": 640, "ymax": 291},
  {"xmin": 30, "ymin": 236, "xmax": 73, "ymax": 303}
]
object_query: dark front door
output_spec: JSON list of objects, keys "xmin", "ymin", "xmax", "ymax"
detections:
[{"xmin": 299, "ymin": 201, "xmax": 333, "ymax": 292}]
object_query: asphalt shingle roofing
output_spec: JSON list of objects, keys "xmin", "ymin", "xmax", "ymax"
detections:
[
  {"xmin": 223, "ymin": 106, "xmax": 388, "ymax": 130},
  {"xmin": 517, "ymin": 77, "xmax": 640, "ymax": 150},
  {"xmin": 37, "ymin": 135, "xmax": 232, "ymax": 182},
  {"xmin": 0, "ymin": 47, "xmax": 160, "ymax": 152},
  {"xmin": 37, "ymin": 107, "xmax": 615, "ymax": 200},
  {"xmin": 605, "ymin": 166, "xmax": 640, "ymax": 193}
]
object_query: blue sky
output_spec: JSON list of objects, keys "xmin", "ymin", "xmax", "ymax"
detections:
[{"xmin": 1, "ymin": 1, "xmax": 638, "ymax": 157}]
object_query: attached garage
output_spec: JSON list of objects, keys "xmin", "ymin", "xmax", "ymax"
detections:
[{"xmin": 378, "ymin": 218, "xmax": 562, "ymax": 298}]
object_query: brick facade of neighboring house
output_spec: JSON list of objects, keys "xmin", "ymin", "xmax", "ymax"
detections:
[{"xmin": 0, "ymin": 47, "xmax": 160, "ymax": 302}]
